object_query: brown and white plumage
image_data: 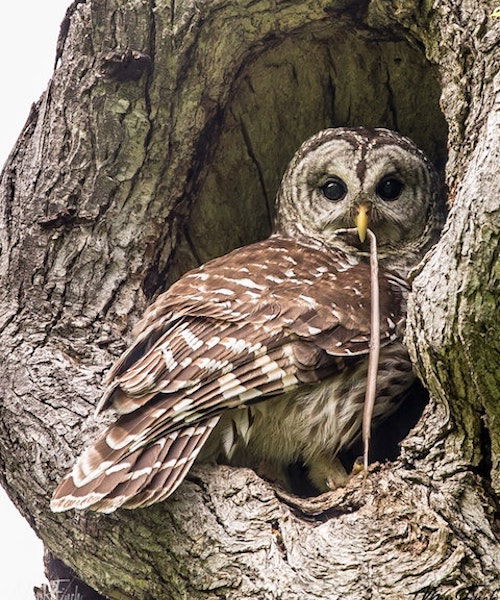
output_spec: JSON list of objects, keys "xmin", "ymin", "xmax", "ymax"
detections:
[{"xmin": 51, "ymin": 127, "xmax": 442, "ymax": 512}]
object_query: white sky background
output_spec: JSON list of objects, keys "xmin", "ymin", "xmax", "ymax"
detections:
[{"xmin": 0, "ymin": 3, "xmax": 72, "ymax": 599}]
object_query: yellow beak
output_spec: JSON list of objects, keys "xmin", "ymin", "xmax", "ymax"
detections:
[{"xmin": 355, "ymin": 204, "xmax": 370, "ymax": 242}]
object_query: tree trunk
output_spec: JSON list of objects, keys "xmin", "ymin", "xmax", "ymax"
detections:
[
  {"xmin": 0, "ymin": 0, "xmax": 498, "ymax": 598},
  {"xmin": 34, "ymin": 551, "xmax": 107, "ymax": 600}
]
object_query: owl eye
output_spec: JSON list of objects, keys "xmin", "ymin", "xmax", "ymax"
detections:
[
  {"xmin": 376, "ymin": 177, "xmax": 404, "ymax": 200},
  {"xmin": 320, "ymin": 177, "xmax": 347, "ymax": 202}
]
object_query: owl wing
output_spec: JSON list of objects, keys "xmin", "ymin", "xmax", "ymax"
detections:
[{"xmin": 51, "ymin": 235, "xmax": 406, "ymax": 512}]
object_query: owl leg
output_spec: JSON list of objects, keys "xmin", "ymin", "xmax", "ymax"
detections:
[{"xmin": 307, "ymin": 455, "xmax": 348, "ymax": 492}]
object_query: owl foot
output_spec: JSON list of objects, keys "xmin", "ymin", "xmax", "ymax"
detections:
[
  {"xmin": 307, "ymin": 456, "xmax": 349, "ymax": 493},
  {"xmin": 351, "ymin": 456, "xmax": 365, "ymax": 476}
]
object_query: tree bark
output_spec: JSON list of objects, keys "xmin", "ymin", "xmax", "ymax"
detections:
[
  {"xmin": 34, "ymin": 551, "xmax": 106, "ymax": 600},
  {"xmin": 0, "ymin": 0, "xmax": 498, "ymax": 598}
]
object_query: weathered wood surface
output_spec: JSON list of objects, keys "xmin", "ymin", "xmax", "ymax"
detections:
[{"xmin": 0, "ymin": 0, "xmax": 497, "ymax": 598}]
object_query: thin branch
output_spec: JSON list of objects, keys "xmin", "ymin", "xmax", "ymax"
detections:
[
  {"xmin": 333, "ymin": 228, "xmax": 380, "ymax": 473},
  {"xmin": 363, "ymin": 229, "xmax": 380, "ymax": 472}
]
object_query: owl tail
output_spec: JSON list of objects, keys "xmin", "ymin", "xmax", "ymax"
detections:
[{"xmin": 50, "ymin": 415, "xmax": 220, "ymax": 513}]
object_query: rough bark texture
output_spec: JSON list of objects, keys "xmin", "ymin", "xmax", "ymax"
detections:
[
  {"xmin": 0, "ymin": 0, "xmax": 498, "ymax": 598},
  {"xmin": 34, "ymin": 551, "xmax": 107, "ymax": 600}
]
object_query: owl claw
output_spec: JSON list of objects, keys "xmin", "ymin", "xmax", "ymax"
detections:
[{"xmin": 351, "ymin": 456, "xmax": 365, "ymax": 476}]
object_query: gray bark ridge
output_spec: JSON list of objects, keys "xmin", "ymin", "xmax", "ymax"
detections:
[{"xmin": 0, "ymin": 0, "xmax": 498, "ymax": 598}]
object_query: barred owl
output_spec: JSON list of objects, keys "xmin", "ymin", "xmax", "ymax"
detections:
[{"xmin": 51, "ymin": 127, "xmax": 442, "ymax": 512}]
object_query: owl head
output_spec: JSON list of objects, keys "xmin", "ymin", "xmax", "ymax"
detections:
[{"xmin": 276, "ymin": 127, "xmax": 444, "ymax": 264}]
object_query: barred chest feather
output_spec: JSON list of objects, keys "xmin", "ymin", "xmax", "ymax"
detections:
[{"xmin": 209, "ymin": 342, "xmax": 414, "ymax": 471}]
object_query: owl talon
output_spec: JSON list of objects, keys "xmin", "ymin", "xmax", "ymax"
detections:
[{"xmin": 351, "ymin": 456, "xmax": 365, "ymax": 476}]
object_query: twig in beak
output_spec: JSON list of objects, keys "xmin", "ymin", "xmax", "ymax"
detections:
[
  {"xmin": 333, "ymin": 227, "xmax": 380, "ymax": 478},
  {"xmin": 362, "ymin": 228, "xmax": 380, "ymax": 474}
]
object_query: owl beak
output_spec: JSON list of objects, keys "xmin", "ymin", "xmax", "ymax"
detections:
[{"xmin": 355, "ymin": 203, "xmax": 370, "ymax": 242}]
